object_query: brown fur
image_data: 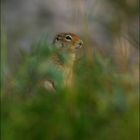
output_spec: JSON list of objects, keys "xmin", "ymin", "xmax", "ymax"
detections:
[{"xmin": 44, "ymin": 33, "xmax": 83, "ymax": 91}]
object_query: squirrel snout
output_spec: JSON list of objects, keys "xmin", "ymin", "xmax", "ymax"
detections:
[{"xmin": 75, "ymin": 41, "xmax": 83, "ymax": 49}]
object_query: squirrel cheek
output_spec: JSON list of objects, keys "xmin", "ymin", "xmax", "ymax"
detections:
[{"xmin": 54, "ymin": 41, "xmax": 63, "ymax": 48}]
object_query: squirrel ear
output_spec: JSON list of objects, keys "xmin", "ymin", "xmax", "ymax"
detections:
[{"xmin": 52, "ymin": 37, "xmax": 58, "ymax": 44}]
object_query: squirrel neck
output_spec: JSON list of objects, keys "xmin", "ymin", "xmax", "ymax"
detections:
[{"xmin": 58, "ymin": 50, "xmax": 76, "ymax": 67}]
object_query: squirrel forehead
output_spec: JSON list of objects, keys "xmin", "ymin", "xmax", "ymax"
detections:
[{"xmin": 55, "ymin": 33, "xmax": 81, "ymax": 41}]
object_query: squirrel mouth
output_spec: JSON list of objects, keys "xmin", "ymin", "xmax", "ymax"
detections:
[
  {"xmin": 75, "ymin": 46, "xmax": 80, "ymax": 49},
  {"xmin": 75, "ymin": 44, "xmax": 82, "ymax": 49}
]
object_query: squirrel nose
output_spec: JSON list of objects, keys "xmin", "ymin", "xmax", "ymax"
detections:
[{"xmin": 76, "ymin": 41, "xmax": 83, "ymax": 49}]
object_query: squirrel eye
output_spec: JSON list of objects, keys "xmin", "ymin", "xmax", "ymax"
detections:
[{"xmin": 65, "ymin": 35, "xmax": 72, "ymax": 41}]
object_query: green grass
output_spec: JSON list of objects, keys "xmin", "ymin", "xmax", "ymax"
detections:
[{"xmin": 1, "ymin": 34, "xmax": 139, "ymax": 140}]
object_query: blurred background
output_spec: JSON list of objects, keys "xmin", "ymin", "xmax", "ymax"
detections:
[
  {"xmin": 1, "ymin": 0, "xmax": 139, "ymax": 68},
  {"xmin": 1, "ymin": 0, "xmax": 139, "ymax": 140}
]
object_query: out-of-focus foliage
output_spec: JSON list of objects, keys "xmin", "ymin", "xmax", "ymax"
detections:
[
  {"xmin": 1, "ymin": 0, "xmax": 139, "ymax": 139},
  {"xmin": 1, "ymin": 35, "xmax": 139, "ymax": 140}
]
